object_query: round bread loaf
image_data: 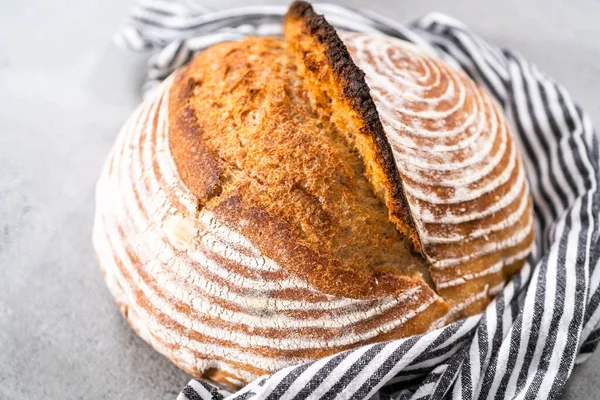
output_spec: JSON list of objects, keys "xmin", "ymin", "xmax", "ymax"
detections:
[{"xmin": 93, "ymin": 1, "xmax": 534, "ymax": 389}]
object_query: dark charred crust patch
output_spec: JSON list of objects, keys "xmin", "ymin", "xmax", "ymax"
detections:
[{"xmin": 285, "ymin": 1, "xmax": 420, "ymax": 247}]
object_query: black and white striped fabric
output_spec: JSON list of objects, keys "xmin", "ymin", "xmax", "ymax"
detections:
[{"xmin": 115, "ymin": 1, "xmax": 600, "ymax": 399}]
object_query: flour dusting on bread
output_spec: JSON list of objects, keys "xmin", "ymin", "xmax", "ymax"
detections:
[{"xmin": 93, "ymin": 0, "xmax": 533, "ymax": 389}]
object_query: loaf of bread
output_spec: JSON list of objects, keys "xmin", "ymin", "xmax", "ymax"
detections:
[{"xmin": 93, "ymin": 1, "xmax": 533, "ymax": 389}]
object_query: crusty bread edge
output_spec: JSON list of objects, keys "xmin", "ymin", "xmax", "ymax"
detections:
[{"xmin": 284, "ymin": 1, "xmax": 423, "ymax": 253}]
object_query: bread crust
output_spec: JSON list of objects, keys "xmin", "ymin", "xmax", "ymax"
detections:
[
  {"xmin": 93, "ymin": 0, "xmax": 533, "ymax": 389},
  {"xmin": 169, "ymin": 64, "xmax": 223, "ymax": 205},
  {"xmin": 286, "ymin": 1, "xmax": 422, "ymax": 251},
  {"xmin": 285, "ymin": 2, "xmax": 533, "ymax": 313}
]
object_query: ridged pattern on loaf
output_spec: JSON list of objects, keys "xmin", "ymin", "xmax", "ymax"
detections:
[
  {"xmin": 94, "ymin": 2, "xmax": 535, "ymax": 387},
  {"xmin": 93, "ymin": 76, "xmax": 447, "ymax": 388},
  {"xmin": 341, "ymin": 32, "xmax": 535, "ymax": 307}
]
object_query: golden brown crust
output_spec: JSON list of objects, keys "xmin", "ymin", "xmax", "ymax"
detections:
[
  {"xmin": 212, "ymin": 192, "xmax": 431, "ymax": 300},
  {"xmin": 284, "ymin": 1, "xmax": 532, "ymax": 312},
  {"xmin": 169, "ymin": 35, "xmax": 433, "ymax": 299},
  {"xmin": 169, "ymin": 64, "xmax": 223, "ymax": 205},
  {"xmin": 285, "ymin": 0, "xmax": 422, "ymax": 251}
]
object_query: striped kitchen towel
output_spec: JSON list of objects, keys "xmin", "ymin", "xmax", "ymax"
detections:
[{"xmin": 114, "ymin": 1, "xmax": 600, "ymax": 399}]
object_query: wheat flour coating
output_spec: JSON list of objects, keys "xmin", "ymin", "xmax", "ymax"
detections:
[{"xmin": 93, "ymin": 0, "xmax": 533, "ymax": 389}]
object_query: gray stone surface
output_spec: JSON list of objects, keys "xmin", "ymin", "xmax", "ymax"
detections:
[{"xmin": 1, "ymin": 0, "xmax": 599, "ymax": 398}]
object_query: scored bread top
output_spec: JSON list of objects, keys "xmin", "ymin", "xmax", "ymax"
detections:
[
  {"xmin": 169, "ymin": 35, "xmax": 439, "ymax": 301},
  {"xmin": 284, "ymin": 1, "xmax": 534, "ymax": 309},
  {"xmin": 93, "ymin": 0, "xmax": 533, "ymax": 390}
]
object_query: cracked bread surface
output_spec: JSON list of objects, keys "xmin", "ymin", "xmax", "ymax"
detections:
[
  {"xmin": 94, "ymin": 0, "xmax": 533, "ymax": 390},
  {"xmin": 284, "ymin": 1, "xmax": 533, "ymax": 313},
  {"xmin": 170, "ymin": 36, "xmax": 436, "ymax": 298}
]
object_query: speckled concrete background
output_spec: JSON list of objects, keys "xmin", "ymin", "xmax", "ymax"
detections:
[{"xmin": 1, "ymin": 1, "xmax": 599, "ymax": 398}]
